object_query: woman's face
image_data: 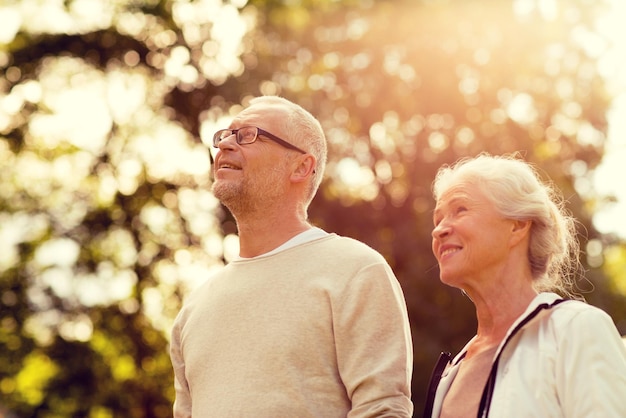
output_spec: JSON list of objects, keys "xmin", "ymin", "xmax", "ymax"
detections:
[{"xmin": 432, "ymin": 181, "xmax": 517, "ymax": 289}]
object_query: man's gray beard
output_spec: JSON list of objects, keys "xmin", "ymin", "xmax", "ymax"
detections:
[
  {"xmin": 212, "ymin": 181, "xmax": 248, "ymax": 214},
  {"xmin": 211, "ymin": 179, "xmax": 269, "ymax": 216},
  {"xmin": 212, "ymin": 165, "xmax": 288, "ymax": 216}
]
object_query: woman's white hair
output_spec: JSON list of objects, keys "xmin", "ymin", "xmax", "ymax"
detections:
[{"xmin": 432, "ymin": 153, "xmax": 584, "ymax": 299}]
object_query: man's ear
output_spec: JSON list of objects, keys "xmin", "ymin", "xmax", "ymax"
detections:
[
  {"xmin": 291, "ymin": 154, "xmax": 317, "ymax": 183},
  {"xmin": 510, "ymin": 219, "xmax": 532, "ymax": 246}
]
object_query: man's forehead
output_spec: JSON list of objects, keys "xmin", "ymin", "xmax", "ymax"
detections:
[{"xmin": 232, "ymin": 104, "xmax": 287, "ymax": 124}]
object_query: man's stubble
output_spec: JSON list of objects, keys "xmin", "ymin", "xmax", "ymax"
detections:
[{"xmin": 212, "ymin": 162, "xmax": 290, "ymax": 216}]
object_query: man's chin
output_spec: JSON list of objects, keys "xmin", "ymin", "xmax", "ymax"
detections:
[{"xmin": 212, "ymin": 182, "xmax": 234, "ymax": 200}]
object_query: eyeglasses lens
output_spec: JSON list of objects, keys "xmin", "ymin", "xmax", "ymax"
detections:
[
  {"xmin": 214, "ymin": 127, "xmax": 259, "ymax": 147},
  {"xmin": 237, "ymin": 127, "xmax": 258, "ymax": 144}
]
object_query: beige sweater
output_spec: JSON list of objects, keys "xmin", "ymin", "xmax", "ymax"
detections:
[{"xmin": 170, "ymin": 233, "xmax": 413, "ymax": 417}]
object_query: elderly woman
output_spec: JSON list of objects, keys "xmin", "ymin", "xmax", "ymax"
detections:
[{"xmin": 423, "ymin": 154, "xmax": 626, "ymax": 418}]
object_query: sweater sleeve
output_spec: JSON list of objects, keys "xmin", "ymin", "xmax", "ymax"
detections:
[
  {"xmin": 170, "ymin": 314, "xmax": 192, "ymax": 418},
  {"xmin": 556, "ymin": 306, "xmax": 626, "ymax": 418},
  {"xmin": 333, "ymin": 260, "xmax": 414, "ymax": 418}
]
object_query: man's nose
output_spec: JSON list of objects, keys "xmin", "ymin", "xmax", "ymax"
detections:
[{"xmin": 217, "ymin": 133, "xmax": 237, "ymax": 150}]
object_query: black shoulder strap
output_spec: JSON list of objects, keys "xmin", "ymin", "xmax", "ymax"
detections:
[
  {"xmin": 422, "ymin": 351, "xmax": 452, "ymax": 418},
  {"xmin": 477, "ymin": 298, "xmax": 569, "ymax": 417}
]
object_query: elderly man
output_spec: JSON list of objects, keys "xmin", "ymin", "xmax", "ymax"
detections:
[{"xmin": 170, "ymin": 96, "xmax": 413, "ymax": 417}]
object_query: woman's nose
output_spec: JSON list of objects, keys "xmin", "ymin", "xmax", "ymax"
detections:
[{"xmin": 432, "ymin": 220, "xmax": 450, "ymax": 239}]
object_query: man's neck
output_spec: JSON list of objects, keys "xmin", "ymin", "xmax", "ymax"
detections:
[{"xmin": 235, "ymin": 214, "xmax": 312, "ymax": 258}]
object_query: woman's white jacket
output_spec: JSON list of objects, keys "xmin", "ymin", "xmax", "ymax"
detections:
[{"xmin": 423, "ymin": 292, "xmax": 626, "ymax": 418}]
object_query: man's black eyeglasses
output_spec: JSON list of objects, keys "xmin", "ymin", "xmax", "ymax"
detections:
[{"xmin": 213, "ymin": 126, "xmax": 307, "ymax": 154}]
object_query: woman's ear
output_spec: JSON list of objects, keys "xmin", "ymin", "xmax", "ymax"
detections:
[
  {"xmin": 510, "ymin": 219, "xmax": 532, "ymax": 246},
  {"xmin": 291, "ymin": 154, "xmax": 317, "ymax": 183}
]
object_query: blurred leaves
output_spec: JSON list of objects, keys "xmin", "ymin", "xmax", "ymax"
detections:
[{"xmin": 1, "ymin": 0, "xmax": 625, "ymax": 416}]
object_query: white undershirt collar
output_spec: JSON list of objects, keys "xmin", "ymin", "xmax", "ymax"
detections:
[{"xmin": 237, "ymin": 227, "xmax": 328, "ymax": 260}]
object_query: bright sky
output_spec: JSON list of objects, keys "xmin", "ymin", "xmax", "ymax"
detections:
[{"xmin": 591, "ymin": 0, "xmax": 626, "ymax": 239}]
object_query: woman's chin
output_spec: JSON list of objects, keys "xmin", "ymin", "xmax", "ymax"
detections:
[{"xmin": 439, "ymin": 272, "xmax": 462, "ymax": 288}]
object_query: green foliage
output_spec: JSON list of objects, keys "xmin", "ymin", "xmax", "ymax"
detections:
[{"xmin": 1, "ymin": 0, "xmax": 624, "ymax": 416}]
